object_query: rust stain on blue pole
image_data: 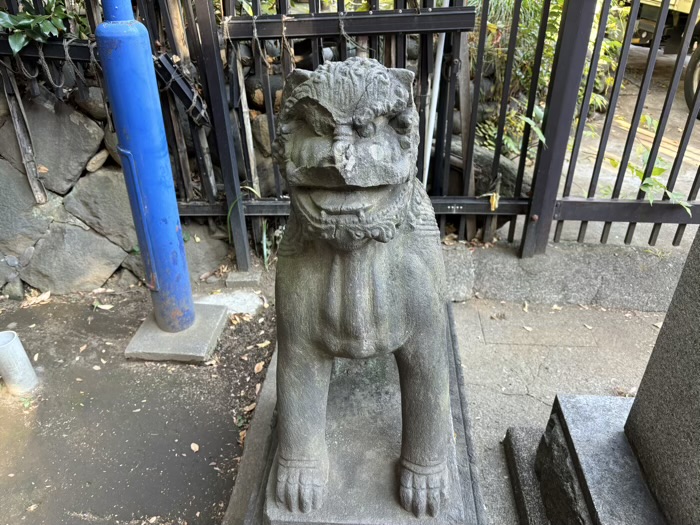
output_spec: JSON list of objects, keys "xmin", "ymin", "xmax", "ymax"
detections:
[{"xmin": 97, "ymin": 0, "xmax": 195, "ymax": 332}]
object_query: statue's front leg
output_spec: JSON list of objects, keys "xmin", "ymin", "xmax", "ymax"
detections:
[
  {"xmin": 395, "ymin": 324, "xmax": 451, "ymax": 518},
  {"xmin": 276, "ymin": 340, "xmax": 333, "ymax": 513}
]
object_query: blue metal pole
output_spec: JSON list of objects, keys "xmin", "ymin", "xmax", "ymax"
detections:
[{"xmin": 97, "ymin": 0, "xmax": 195, "ymax": 332}]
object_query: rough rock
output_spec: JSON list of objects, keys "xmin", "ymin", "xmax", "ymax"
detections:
[
  {"xmin": 255, "ymin": 149, "xmax": 285, "ymax": 197},
  {"xmin": 0, "ymin": 159, "xmax": 52, "ymax": 256},
  {"xmin": 121, "ymin": 253, "xmax": 145, "ymax": 281},
  {"xmin": 103, "ymin": 125, "xmax": 122, "ymax": 166},
  {"xmin": 72, "ymin": 86, "xmax": 108, "ymax": 121},
  {"xmin": 251, "ymin": 113, "xmax": 272, "ymax": 157},
  {"xmin": 0, "ymin": 88, "xmax": 104, "ymax": 194},
  {"xmin": 63, "ymin": 167, "xmax": 137, "ymax": 252},
  {"xmin": 86, "ymin": 149, "xmax": 110, "ymax": 172},
  {"xmin": 3, "ymin": 277, "xmax": 24, "ymax": 300},
  {"xmin": 0, "ymin": 255, "xmax": 19, "ymax": 289},
  {"xmin": 449, "ymin": 139, "xmax": 532, "ymax": 198},
  {"xmin": 183, "ymin": 224, "xmax": 230, "ymax": 282},
  {"xmin": 21, "ymin": 223, "xmax": 126, "ymax": 294}
]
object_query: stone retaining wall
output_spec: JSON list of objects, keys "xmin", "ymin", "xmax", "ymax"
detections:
[{"xmin": 0, "ymin": 87, "xmax": 232, "ymax": 298}]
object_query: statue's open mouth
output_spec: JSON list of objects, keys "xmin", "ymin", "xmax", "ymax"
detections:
[
  {"xmin": 290, "ymin": 182, "xmax": 413, "ymax": 246},
  {"xmin": 304, "ymin": 185, "xmax": 395, "ymax": 217}
]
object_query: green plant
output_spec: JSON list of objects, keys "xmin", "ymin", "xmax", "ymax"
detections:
[
  {"xmin": 607, "ymin": 146, "xmax": 691, "ymax": 215},
  {"xmin": 468, "ymin": 0, "xmax": 629, "ymax": 164},
  {"xmin": 0, "ymin": 0, "xmax": 89, "ymax": 55}
]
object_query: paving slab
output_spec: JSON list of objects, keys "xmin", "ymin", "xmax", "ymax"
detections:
[
  {"xmin": 453, "ymin": 300, "xmax": 663, "ymax": 525},
  {"xmin": 0, "ymin": 296, "xmax": 266, "ymax": 525},
  {"xmin": 125, "ymin": 303, "xmax": 228, "ymax": 362}
]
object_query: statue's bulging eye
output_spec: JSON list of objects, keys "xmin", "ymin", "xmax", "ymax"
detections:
[
  {"xmin": 390, "ymin": 111, "xmax": 414, "ymax": 135},
  {"xmin": 356, "ymin": 121, "xmax": 376, "ymax": 138}
]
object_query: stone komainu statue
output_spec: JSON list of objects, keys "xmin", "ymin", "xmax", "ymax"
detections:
[{"xmin": 272, "ymin": 57, "xmax": 451, "ymax": 518}]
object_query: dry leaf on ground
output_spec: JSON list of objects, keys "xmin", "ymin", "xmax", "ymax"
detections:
[{"xmin": 254, "ymin": 361, "xmax": 265, "ymax": 374}]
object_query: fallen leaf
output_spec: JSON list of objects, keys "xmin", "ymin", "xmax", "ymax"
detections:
[
  {"xmin": 20, "ymin": 291, "xmax": 51, "ymax": 308},
  {"xmin": 33, "ymin": 353, "xmax": 39, "ymax": 362},
  {"xmin": 240, "ymin": 354, "xmax": 249, "ymax": 362},
  {"xmin": 551, "ymin": 304, "xmax": 563, "ymax": 311},
  {"xmin": 239, "ymin": 429, "xmax": 247, "ymax": 446},
  {"xmin": 583, "ymin": 324, "xmax": 593, "ymax": 330},
  {"xmin": 523, "ymin": 326, "xmax": 533, "ymax": 332},
  {"xmin": 75, "ymin": 378, "xmax": 83, "ymax": 382},
  {"xmin": 257, "ymin": 340, "xmax": 271, "ymax": 349},
  {"xmin": 191, "ymin": 443, "xmax": 200, "ymax": 453},
  {"xmin": 26, "ymin": 504, "xmax": 38, "ymax": 512},
  {"xmin": 243, "ymin": 402, "xmax": 257, "ymax": 413},
  {"xmin": 79, "ymin": 344, "xmax": 87, "ymax": 353},
  {"xmin": 255, "ymin": 383, "xmax": 261, "ymax": 395},
  {"xmin": 254, "ymin": 361, "xmax": 265, "ymax": 374},
  {"xmin": 523, "ymin": 302, "xmax": 529, "ymax": 313},
  {"xmin": 132, "ymin": 408, "xmax": 141, "ymax": 413},
  {"xmin": 100, "ymin": 358, "xmax": 107, "ymax": 364},
  {"xmin": 653, "ymin": 322, "xmax": 663, "ymax": 329},
  {"xmin": 37, "ymin": 164, "xmax": 49, "ymax": 173},
  {"xmin": 94, "ymin": 302, "xmax": 114, "ymax": 311},
  {"xmin": 194, "ymin": 235, "xmax": 201, "ymax": 243},
  {"xmin": 92, "ymin": 365, "xmax": 101, "ymax": 371}
]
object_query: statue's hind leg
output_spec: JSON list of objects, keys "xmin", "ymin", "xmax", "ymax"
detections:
[
  {"xmin": 276, "ymin": 340, "xmax": 333, "ymax": 513},
  {"xmin": 395, "ymin": 325, "xmax": 451, "ymax": 518}
]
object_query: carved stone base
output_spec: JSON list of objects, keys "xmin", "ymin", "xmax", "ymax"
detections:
[
  {"xmin": 222, "ymin": 305, "xmax": 486, "ymax": 525},
  {"xmin": 504, "ymin": 396, "xmax": 666, "ymax": 525}
]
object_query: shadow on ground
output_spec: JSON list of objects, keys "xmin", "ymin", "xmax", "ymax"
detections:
[{"xmin": 0, "ymin": 289, "xmax": 275, "ymax": 525}]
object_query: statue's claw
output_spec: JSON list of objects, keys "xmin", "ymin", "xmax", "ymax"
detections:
[
  {"xmin": 399, "ymin": 458, "xmax": 448, "ymax": 518},
  {"xmin": 276, "ymin": 457, "xmax": 326, "ymax": 513}
]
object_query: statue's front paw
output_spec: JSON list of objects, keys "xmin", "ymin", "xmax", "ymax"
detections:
[
  {"xmin": 276, "ymin": 456, "xmax": 326, "ymax": 513},
  {"xmin": 399, "ymin": 458, "xmax": 448, "ymax": 517}
]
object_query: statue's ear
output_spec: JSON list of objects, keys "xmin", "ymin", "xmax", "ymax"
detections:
[
  {"xmin": 390, "ymin": 69, "xmax": 415, "ymax": 92},
  {"xmin": 282, "ymin": 68, "xmax": 312, "ymax": 100}
]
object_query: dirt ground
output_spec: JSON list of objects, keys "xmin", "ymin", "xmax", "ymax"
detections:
[{"xmin": 0, "ymin": 282, "xmax": 276, "ymax": 525}]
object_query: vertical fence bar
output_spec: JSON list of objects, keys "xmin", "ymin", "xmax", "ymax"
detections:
[
  {"xmin": 395, "ymin": 0, "xmax": 406, "ymax": 68},
  {"xmin": 600, "ymin": 0, "xmax": 670, "ymax": 244},
  {"xmin": 649, "ymin": 78, "xmax": 700, "ymax": 245},
  {"xmin": 519, "ymin": 0, "xmax": 597, "ymax": 257},
  {"xmin": 553, "ymin": 0, "xmax": 611, "ymax": 243},
  {"xmin": 309, "ymin": 0, "xmax": 321, "ymax": 69},
  {"xmin": 249, "ymin": 0, "xmax": 283, "ymax": 197},
  {"xmin": 370, "ymin": 0, "xmax": 380, "ymax": 60},
  {"xmin": 578, "ymin": 0, "xmax": 640, "ymax": 243},
  {"xmin": 277, "ymin": 0, "xmax": 294, "ymax": 76},
  {"xmin": 195, "ymin": 0, "xmax": 251, "ymax": 271},
  {"xmin": 625, "ymin": 0, "xmax": 700, "ymax": 244},
  {"xmin": 337, "ymin": 0, "xmax": 348, "ymax": 60},
  {"xmin": 508, "ymin": 0, "xmax": 552, "ymax": 243},
  {"xmin": 672, "ymin": 166, "xmax": 700, "ymax": 246},
  {"xmin": 416, "ymin": 0, "xmax": 435, "ymax": 182},
  {"xmin": 485, "ymin": 0, "xmax": 521, "ymax": 241},
  {"xmin": 458, "ymin": 0, "xmax": 489, "ymax": 241}
]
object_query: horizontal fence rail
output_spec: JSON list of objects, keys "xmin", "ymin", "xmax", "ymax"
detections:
[{"xmin": 2, "ymin": 0, "xmax": 700, "ymax": 266}]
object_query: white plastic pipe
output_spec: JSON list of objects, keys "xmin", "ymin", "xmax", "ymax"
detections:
[
  {"xmin": 422, "ymin": 32, "xmax": 446, "ymax": 188},
  {"xmin": 0, "ymin": 331, "xmax": 39, "ymax": 396}
]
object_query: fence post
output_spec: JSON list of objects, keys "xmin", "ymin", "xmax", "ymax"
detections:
[
  {"xmin": 519, "ymin": 0, "xmax": 597, "ymax": 258},
  {"xmin": 194, "ymin": 0, "xmax": 252, "ymax": 272}
]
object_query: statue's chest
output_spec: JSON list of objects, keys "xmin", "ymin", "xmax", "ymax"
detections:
[{"xmin": 314, "ymin": 249, "xmax": 410, "ymax": 358}]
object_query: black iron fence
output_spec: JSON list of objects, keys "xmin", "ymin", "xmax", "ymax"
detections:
[{"xmin": 1, "ymin": 0, "xmax": 700, "ymax": 269}]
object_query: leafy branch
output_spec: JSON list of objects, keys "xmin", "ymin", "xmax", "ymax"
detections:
[{"xmin": 0, "ymin": 0, "xmax": 89, "ymax": 55}]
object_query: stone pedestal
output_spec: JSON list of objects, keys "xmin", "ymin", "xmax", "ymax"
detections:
[
  {"xmin": 624, "ymin": 232, "xmax": 700, "ymax": 525},
  {"xmin": 223, "ymin": 305, "xmax": 486, "ymax": 525},
  {"xmin": 504, "ymin": 232, "xmax": 700, "ymax": 525}
]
